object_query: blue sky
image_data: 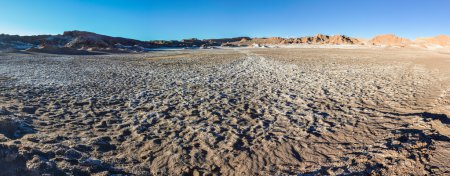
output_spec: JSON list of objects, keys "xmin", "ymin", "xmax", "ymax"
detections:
[{"xmin": 0, "ymin": 0, "xmax": 449, "ymax": 40}]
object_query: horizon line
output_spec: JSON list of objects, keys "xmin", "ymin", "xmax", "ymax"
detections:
[{"xmin": 1, "ymin": 30, "xmax": 447, "ymax": 41}]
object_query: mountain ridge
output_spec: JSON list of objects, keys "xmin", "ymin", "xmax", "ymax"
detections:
[{"xmin": 1, "ymin": 30, "xmax": 449, "ymax": 53}]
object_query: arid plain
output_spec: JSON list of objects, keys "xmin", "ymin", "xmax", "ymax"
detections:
[{"xmin": 1, "ymin": 47, "xmax": 450, "ymax": 175}]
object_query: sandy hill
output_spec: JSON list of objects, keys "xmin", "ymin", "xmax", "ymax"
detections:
[
  {"xmin": 368, "ymin": 34, "xmax": 412, "ymax": 46},
  {"xmin": 416, "ymin": 35, "xmax": 450, "ymax": 47}
]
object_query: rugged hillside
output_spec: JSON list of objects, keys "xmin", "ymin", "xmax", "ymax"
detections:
[
  {"xmin": 298, "ymin": 34, "xmax": 360, "ymax": 45},
  {"xmin": 228, "ymin": 34, "xmax": 361, "ymax": 47},
  {"xmin": 0, "ymin": 31, "xmax": 251, "ymax": 53},
  {"xmin": 0, "ymin": 34, "xmax": 51, "ymax": 50},
  {"xmin": 328, "ymin": 35, "xmax": 361, "ymax": 44},
  {"xmin": 61, "ymin": 31, "xmax": 153, "ymax": 49},
  {"xmin": 0, "ymin": 31, "xmax": 145, "ymax": 52}
]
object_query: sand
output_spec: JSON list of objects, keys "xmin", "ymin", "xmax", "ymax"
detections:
[{"xmin": 0, "ymin": 48, "xmax": 449, "ymax": 175}]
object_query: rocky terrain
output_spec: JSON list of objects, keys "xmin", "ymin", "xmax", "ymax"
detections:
[
  {"xmin": 0, "ymin": 48, "xmax": 449, "ymax": 175},
  {"xmin": 2, "ymin": 31, "xmax": 450, "ymax": 54}
]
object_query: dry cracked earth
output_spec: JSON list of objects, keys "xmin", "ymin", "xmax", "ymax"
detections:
[{"xmin": 0, "ymin": 48, "xmax": 449, "ymax": 175}]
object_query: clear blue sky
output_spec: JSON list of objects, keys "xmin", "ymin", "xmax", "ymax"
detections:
[{"xmin": 0, "ymin": 0, "xmax": 449, "ymax": 40}]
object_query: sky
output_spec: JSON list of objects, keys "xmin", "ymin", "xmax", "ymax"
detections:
[{"xmin": 0, "ymin": 0, "xmax": 449, "ymax": 40}]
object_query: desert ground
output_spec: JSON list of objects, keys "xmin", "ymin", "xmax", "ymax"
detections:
[{"xmin": 0, "ymin": 48, "xmax": 449, "ymax": 175}]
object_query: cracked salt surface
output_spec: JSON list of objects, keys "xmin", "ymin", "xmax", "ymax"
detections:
[{"xmin": 0, "ymin": 48, "xmax": 449, "ymax": 175}]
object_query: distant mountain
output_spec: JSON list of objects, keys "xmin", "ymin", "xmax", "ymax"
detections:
[
  {"xmin": 328, "ymin": 35, "xmax": 361, "ymax": 45},
  {"xmin": 300, "ymin": 34, "xmax": 360, "ymax": 45},
  {"xmin": 228, "ymin": 34, "xmax": 360, "ymax": 47},
  {"xmin": 368, "ymin": 34, "xmax": 412, "ymax": 46},
  {"xmin": 365, "ymin": 34, "xmax": 450, "ymax": 48},
  {"xmin": 0, "ymin": 31, "xmax": 252, "ymax": 53},
  {"xmin": 415, "ymin": 35, "xmax": 450, "ymax": 48},
  {"xmin": 1, "ymin": 31, "xmax": 449, "ymax": 54},
  {"xmin": 61, "ymin": 31, "xmax": 152, "ymax": 49},
  {"xmin": 0, "ymin": 34, "xmax": 51, "ymax": 50}
]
